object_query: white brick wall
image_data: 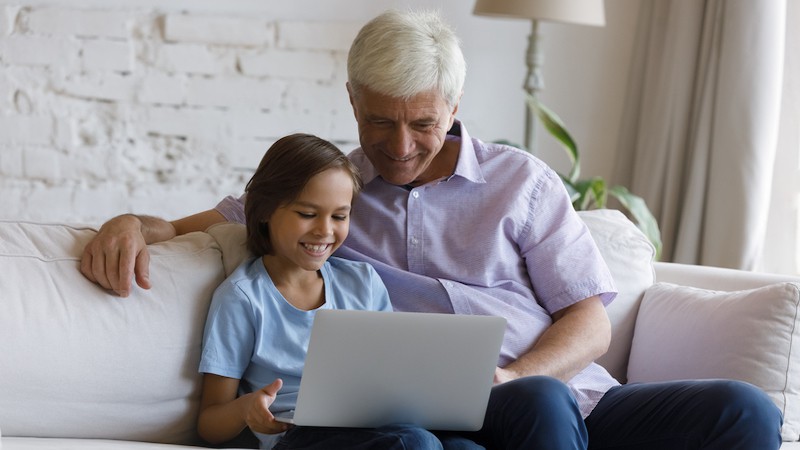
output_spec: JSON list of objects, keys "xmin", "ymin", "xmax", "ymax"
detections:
[{"xmin": 0, "ymin": 3, "xmax": 362, "ymax": 224}]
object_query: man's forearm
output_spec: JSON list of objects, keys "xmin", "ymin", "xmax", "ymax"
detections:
[{"xmin": 501, "ymin": 296, "xmax": 611, "ymax": 382}]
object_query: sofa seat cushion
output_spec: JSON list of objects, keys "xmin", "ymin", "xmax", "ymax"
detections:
[
  {"xmin": 628, "ymin": 282, "xmax": 800, "ymax": 441},
  {"xmin": 0, "ymin": 222, "xmax": 226, "ymax": 444}
]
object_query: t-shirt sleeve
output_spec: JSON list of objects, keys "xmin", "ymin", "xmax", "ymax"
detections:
[
  {"xmin": 368, "ymin": 264, "xmax": 393, "ymax": 312},
  {"xmin": 199, "ymin": 280, "xmax": 256, "ymax": 379},
  {"xmin": 214, "ymin": 194, "xmax": 246, "ymax": 225}
]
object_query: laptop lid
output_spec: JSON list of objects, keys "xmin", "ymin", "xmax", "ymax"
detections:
[{"xmin": 279, "ymin": 309, "xmax": 506, "ymax": 431}]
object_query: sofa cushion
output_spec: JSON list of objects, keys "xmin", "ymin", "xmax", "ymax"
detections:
[
  {"xmin": 627, "ymin": 282, "xmax": 800, "ymax": 441},
  {"xmin": 0, "ymin": 221, "xmax": 226, "ymax": 445},
  {"xmin": 578, "ymin": 209, "xmax": 656, "ymax": 383}
]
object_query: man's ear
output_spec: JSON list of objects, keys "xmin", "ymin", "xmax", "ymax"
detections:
[{"xmin": 447, "ymin": 91, "xmax": 462, "ymax": 128}]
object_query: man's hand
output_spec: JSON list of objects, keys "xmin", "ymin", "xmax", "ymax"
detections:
[
  {"xmin": 244, "ymin": 379, "xmax": 290, "ymax": 435},
  {"xmin": 80, "ymin": 209, "xmax": 227, "ymax": 297},
  {"xmin": 80, "ymin": 215, "xmax": 152, "ymax": 297},
  {"xmin": 494, "ymin": 366, "xmax": 520, "ymax": 385}
]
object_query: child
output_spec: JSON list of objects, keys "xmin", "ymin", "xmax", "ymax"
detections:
[{"xmin": 196, "ymin": 134, "xmax": 442, "ymax": 450}]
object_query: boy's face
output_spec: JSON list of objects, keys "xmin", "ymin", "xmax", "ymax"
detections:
[{"xmin": 266, "ymin": 168, "xmax": 353, "ymax": 273}]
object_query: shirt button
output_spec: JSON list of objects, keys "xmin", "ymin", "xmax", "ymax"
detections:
[
  {"xmin": 410, "ymin": 237, "xmax": 419, "ymax": 245},
  {"xmin": 412, "ymin": 191, "xmax": 420, "ymax": 198}
]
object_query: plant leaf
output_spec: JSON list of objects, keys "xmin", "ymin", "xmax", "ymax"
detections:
[
  {"xmin": 526, "ymin": 94, "xmax": 580, "ymax": 182},
  {"xmin": 609, "ymin": 185, "xmax": 663, "ymax": 260},
  {"xmin": 571, "ymin": 177, "xmax": 607, "ymax": 210}
]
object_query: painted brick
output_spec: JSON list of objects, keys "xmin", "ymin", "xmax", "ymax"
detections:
[
  {"xmin": 0, "ymin": 146, "xmax": 23, "ymax": 177},
  {"xmin": 154, "ymin": 43, "xmax": 237, "ymax": 76},
  {"xmin": 239, "ymin": 49, "xmax": 338, "ymax": 80},
  {"xmin": 284, "ymin": 81, "xmax": 340, "ymax": 113},
  {"xmin": 22, "ymin": 7, "xmax": 131, "ymax": 39},
  {"xmin": 56, "ymin": 72, "xmax": 137, "ymax": 102},
  {"xmin": 139, "ymin": 72, "xmax": 186, "ymax": 105},
  {"xmin": 59, "ymin": 148, "xmax": 111, "ymax": 180},
  {"xmin": 0, "ymin": 75, "xmax": 9, "ymax": 111},
  {"xmin": 143, "ymin": 105, "xmax": 233, "ymax": 140},
  {"xmin": 81, "ymin": 39, "xmax": 133, "ymax": 72},
  {"xmin": 227, "ymin": 139, "xmax": 273, "ymax": 169},
  {"xmin": 128, "ymin": 185, "xmax": 231, "ymax": 220},
  {"xmin": 233, "ymin": 109, "xmax": 330, "ymax": 140},
  {"xmin": 0, "ymin": 182, "xmax": 25, "ymax": 220},
  {"xmin": 0, "ymin": 115, "xmax": 53, "ymax": 144},
  {"xmin": 23, "ymin": 147, "xmax": 61, "ymax": 180},
  {"xmin": 278, "ymin": 21, "xmax": 360, "ymax": 51},
  {"xmin": 72, "ymin": 184, "xmax": 129, "ymax": 218},
  {"xmin": 1, "ymin": 6, "xmax": 20, "ymax": 36},
  {"xmin": 185, "ymin": 77, "xmax": 284, "ymax": 110},
  {"xmin": 0, "ymin": 35, "xmax": 77, "ymax": 68},
  {"xmin": 25, "ymin": 184, "xmax": 75, "ymax": 220},
  {"xmin": 164, "ymin": 14, "xmax": 274, "ymax": 47}
]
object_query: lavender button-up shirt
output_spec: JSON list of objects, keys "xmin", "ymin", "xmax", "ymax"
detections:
[{"xmin": 215, "ymin": 121, "xmax": 620, "ymax": 417}]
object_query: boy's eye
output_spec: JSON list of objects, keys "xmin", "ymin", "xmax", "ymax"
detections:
[
  {"xmin": 297, "ymin": 212, "xmax": 315, "ymax": 218},
  {"xmin": 333, "ymin": 214, "xmax": 348, "ymax": 221}
]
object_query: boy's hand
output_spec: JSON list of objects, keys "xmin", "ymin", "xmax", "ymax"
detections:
[{"xmin": 245, "ymin": 379, "xmax": 290, "ymax": 435}]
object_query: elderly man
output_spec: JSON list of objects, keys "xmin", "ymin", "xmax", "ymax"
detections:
[{"xmin": 82, "ymin": 9, "xmax": 781, "ymax": 450}]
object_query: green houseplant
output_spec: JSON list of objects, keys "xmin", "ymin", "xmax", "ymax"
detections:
[{"xmin": 503, "ymin": 94, "xmax": 663, "ymax": 259}]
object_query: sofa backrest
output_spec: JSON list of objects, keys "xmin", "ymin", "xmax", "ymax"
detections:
[{"xmin": 0, "ymin": 221, "xmax": 226, "ymax": 445}]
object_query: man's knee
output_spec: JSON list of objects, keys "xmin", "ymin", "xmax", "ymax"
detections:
[
  {"xmin": 708, "ymin": 380, "xmax": 782, "ymax": 435},
  {"xmin": 492, "ymin": 375, "xmax": 578, "ymax": 412},
  {"xmin": 487, "ymin": 375, "xmax": 588, "ymax": 448},
  {"xmin": 381, "ymin": 424, "xmax": 444, "ymax": 449}
]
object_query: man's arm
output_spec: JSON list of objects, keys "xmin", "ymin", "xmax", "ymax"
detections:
[
  {"xmin": 494, "ymin": 296, "xmax": 611, "ymax": 384},
  {"xmin": 80, "ymin": 209, "xmax": 226, "ymax": 297}
]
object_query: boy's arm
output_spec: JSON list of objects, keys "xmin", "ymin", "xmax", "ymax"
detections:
[
  {"xmin": 80, "ymin": 209, "xmax": 226, "ymax": 297},
  {"xmin": 198, "ymin": 374, "xmax": 287, "ymax": 445}
]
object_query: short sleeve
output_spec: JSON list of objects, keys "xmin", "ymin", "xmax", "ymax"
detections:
[
  {"xmin": 520, "ymin": 169, "xmax": 617, "ymax": 314},
  {"xmin": 199, "ymin": 280, "xmax": 256, "ymax": 378},
  {"xmin": 214, "ymin": 194, "xmax": 246, "ymax": 225}
]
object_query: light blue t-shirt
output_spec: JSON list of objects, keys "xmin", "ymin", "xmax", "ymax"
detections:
[{"xmin": 199, "ymin": 255, "xmax": 392, "ymax": 448}]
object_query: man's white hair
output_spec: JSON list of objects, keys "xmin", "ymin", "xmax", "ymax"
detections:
[{"xmin": 347, "ymin": 9, "xmax": 466, "ymax": 107}]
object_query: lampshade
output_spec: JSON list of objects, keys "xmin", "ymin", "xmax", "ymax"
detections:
[{"xmin": 473, "ymin": 0, "xmax": 605, "ymax": 26}]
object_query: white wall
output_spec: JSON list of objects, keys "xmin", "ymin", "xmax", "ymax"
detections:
[{"xmin": 0, "ymin": 0, "xmax": 639, "ymax": 225}]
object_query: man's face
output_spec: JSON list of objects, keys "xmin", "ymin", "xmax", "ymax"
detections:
[{"xmin": 349, "ymin": 85, "xmax": 459, "ymax": 187}]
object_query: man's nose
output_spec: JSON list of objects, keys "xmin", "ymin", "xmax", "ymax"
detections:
[{"xmin": 386, "ymin": 125, "xmax": 413, "ymax": 158}]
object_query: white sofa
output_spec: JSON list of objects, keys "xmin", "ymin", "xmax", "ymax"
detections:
[{"xmin": 2, "ymin": 210, "xmax": 799, "ymax": 449}]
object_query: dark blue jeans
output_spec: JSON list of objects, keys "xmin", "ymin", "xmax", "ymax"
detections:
[{"xmin": 272, "ymin": 376, "xmax": 782, "ymax": 449}]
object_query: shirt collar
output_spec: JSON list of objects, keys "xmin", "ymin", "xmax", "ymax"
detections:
[
  {"xmin": 449, "ymin": 120, "xmax": 486, "ymax": 184},
  {"xmin": 357, "ymin": 119, "xmax": 486, "ymax": 185}
]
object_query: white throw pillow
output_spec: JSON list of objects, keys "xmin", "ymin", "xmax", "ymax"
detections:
[{"xmin": 627, "ymin": 282, "xmax": 800, "ymax": 441}]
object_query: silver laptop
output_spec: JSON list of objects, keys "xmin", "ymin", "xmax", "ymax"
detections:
[{"xmin": 275, "ymin": 309, "xmax": 506, "ymax": 431}]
